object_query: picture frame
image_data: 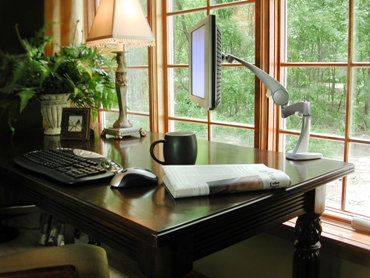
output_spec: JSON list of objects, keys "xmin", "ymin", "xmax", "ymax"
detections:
[{"xmin": 60, "ymin": 108, "xmax": 91, "ymax": 141}]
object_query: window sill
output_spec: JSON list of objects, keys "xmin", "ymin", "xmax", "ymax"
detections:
[{"xmin": 268, "ymin": 217, "xmax": 370, "ymax": 267}]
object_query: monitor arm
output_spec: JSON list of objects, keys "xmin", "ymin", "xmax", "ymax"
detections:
[{"xmin": 223, "ymin": 53, "xmax": 322, "ymax": 160}]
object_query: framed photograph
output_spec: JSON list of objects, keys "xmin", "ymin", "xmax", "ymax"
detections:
[{"xmin": 60, "ymin": 108, "xmax": 91, "ymax": 141}]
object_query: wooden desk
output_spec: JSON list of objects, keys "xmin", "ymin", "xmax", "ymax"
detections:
[{"xmin": 0, "ymin": 130, "xmax": 354, "ymax": 277}]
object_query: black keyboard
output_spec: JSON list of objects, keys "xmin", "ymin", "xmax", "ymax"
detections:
[{"xmin": 14, "ymin": 148, "xmax": 123, "ymax": 185}]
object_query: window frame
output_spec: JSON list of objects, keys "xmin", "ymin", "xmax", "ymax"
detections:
[
  {"xmin": 276, "ymin": 0, "xmax": 370, "ymax": 222},
  {"xmin": 163, "ymin": 1, "xmax": 265, "ymax": 143}
]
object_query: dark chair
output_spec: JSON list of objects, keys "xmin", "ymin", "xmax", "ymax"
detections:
[
  {"xmin": 0, "ymin": 244, "xmax": 110, "ymax": 278},
  {"xmin": 0, "ymin": 183, "xmax": 42, "ymax": 243},
  {"xmin": 0, "ymin": 200, "xmax": 41, "ymax": 244}
]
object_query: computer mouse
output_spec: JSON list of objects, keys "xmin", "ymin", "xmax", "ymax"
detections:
[{"xmin": 110, "ymin": 167, "xmax": 158, "ymax": 188}]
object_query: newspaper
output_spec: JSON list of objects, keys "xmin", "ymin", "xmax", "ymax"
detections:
[{"xmin": 162, "ymin": 164, "xmax": 292, "ymax": 198}]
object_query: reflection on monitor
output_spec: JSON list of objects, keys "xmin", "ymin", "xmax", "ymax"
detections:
[{"xmin": 188, "ymin": 15, "xmax": 222, "ymax": 110}]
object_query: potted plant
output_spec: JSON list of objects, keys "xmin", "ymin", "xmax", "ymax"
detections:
[
  {"xmin": 38, "ymin": 43, "xmax": 117, "ymax": 134},
  {"xmin": 0, "ymin": 23, "xmax": 117, "ymax": 134},
  {"xmin": 0, "ymin": 24, "xmax": 52, "ymax": 133}
]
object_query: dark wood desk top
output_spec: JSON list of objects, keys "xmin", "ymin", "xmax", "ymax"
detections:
[{"xmin": 0, "ymin": 130, "xmax": 354, "ymax": 277}]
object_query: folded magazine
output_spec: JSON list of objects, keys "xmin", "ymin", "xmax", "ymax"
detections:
[{"xmin": 162, "ymin": 164, "xmax": 292, "ymax": 198}]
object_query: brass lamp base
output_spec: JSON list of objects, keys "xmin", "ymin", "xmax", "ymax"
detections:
[{"xmin": 101, "ymin": 127, "xmax": 146, "ymax": 139}]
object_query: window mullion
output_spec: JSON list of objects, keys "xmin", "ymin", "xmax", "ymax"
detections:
[{"xmin": 255, "ymin": 0, "xmax": 278, "ymax": 151}]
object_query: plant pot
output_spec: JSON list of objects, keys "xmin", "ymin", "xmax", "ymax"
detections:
[{"xmin": 40, "ymin": 94, "xmax": 70, "ymax": 135}]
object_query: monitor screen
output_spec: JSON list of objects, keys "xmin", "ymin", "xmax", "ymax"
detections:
[
  {"xmin": 188, "ymin": 15, "xmax": 222, "ymax": 110},
  {"xmin": 191, "ymin": 25, "xmax": 205, "ymax": 99}
]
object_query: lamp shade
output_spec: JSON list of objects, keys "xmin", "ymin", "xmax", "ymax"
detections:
[{"xmin": 86, "ymin": 0, "xmax": 155, "ymax": 48}]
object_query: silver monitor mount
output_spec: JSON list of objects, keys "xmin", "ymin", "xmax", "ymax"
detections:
[{"xmin": 223, "ymin": 53, "xmax": 322, "ymax": 160}]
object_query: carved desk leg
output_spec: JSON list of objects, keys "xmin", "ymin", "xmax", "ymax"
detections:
[
  {"xmin": 293, "ymin": 213, "xmax": 322, "ymax": 277},
  {"xmin": 293, "ymin": 185, "xmax": 325, "ymax": 278}
]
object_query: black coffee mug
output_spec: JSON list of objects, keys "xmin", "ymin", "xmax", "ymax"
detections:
[{"xmin": 150, "ymin": 131, "xmax": 197, "ymax": 165}]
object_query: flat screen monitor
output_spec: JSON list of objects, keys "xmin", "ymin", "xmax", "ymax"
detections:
[{"xmin": 188, "ymin": 15, "xmax": 222, "ymax": 110}]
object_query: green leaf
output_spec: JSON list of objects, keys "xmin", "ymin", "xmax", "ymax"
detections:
[{"xmin": 17, "ymin": 90, "xmax": 36, "ymax": 113}]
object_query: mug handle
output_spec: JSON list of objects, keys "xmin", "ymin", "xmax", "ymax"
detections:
[{"xmin": 150, "ymin": 140, "xmax": 166, "ymax": 165}]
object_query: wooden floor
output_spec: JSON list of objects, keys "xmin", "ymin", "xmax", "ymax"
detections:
[{"xmin": 0, "ymin": 212, "xmax": 207, "ymax": 278}]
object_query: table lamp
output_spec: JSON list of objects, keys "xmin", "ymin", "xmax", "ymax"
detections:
[
  {"xmin": 223, "ymin": 54, "xmax": 322, "ymax": 161},
  {"xmin": 86, "ymin": 0, "xmax": 155, "ymax": 139}
]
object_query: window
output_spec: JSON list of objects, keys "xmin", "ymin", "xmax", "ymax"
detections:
[
  {"xmin": 279, "ymin": 0, "xmax": 370, "ymax": 219},
  {"xmin": 165, "ymin": 0, "xmax": 257, "ymax": 144}
]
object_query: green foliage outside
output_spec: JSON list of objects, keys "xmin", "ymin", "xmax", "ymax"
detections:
[{"xmin": 285, "ymin": 0, "xmax": 370, "ymax": 154}]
